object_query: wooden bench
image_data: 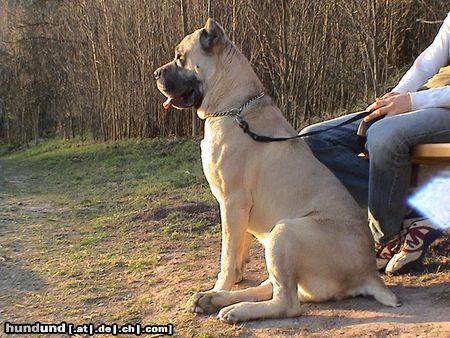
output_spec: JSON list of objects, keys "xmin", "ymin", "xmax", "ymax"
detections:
[
  {"xmin": 411, "ymin": 143, "xmax": 450, "ymax": 165},
  {"xmin": 410, "ymin": 143, "xmax": 450, "ymax": 186},
  {"xmin": 358, "ymin": 143, "xmax": 450, "ymax": 186}
]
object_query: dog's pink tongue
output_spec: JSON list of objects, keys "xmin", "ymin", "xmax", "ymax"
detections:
[{"xmin": 163, "ymin": 97, "xmax": 172, "ymax": 109}]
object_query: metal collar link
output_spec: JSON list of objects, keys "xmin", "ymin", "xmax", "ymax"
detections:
[{"xmin": 204, "ymin": 92, "xmax": 265, "ymax": 118}]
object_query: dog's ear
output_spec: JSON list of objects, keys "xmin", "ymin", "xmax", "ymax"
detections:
[{"xmin": 200, "ymin": 18, "xmax": 226, "ymax": 52}]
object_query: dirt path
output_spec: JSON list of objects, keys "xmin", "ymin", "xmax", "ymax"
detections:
[
  {"xmin": 0, "ymin": 154, "xmax": 449, "ymax": 337},
  {"xmin": 242, "ymin": 274, "xmax": 450, "ymax": 337},
  {"xmin": 166, "ymin": 242, "xmax": 450, "ymax": 337}
]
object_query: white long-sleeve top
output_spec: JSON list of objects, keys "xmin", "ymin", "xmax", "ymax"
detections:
[{"xmin": 392, "ymin": 12, "xmax": 450, "ymax": 111}]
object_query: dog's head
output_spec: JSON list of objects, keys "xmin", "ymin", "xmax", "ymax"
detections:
[{"xmin": 153, "ymin": 18, "xmax": 228, "ymax": 110}]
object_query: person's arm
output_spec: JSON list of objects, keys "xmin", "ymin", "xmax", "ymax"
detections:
[
  {"xmin": 393, "ymin": 12, "xmax": 450, "ymax": 94},
  {"xmin": 365, "ymin": 12, "xmax": 450, "ymax": 121},
  {"xmin": 409, "ymin": 86, "xmax": 450, "ymax": 110}
]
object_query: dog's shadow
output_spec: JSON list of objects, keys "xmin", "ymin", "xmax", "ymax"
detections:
[{"xmin": 242, "ymin": 283, "xmax": 450, "ymax": 331}]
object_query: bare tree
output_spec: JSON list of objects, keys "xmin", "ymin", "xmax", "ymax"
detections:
[{"xmin": 0, "ymin": 0, "xmax": 447, "ymax": 145}]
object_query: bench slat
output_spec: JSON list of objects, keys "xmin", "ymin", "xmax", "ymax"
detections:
[{"xmin": 411, "ymin": 143, "xmax": 450, "ymax": 165}]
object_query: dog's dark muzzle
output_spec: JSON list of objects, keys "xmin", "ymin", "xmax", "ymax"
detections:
[{"xmin": 154, "ymin": 63, "xmax": 203, "ymax": 110}]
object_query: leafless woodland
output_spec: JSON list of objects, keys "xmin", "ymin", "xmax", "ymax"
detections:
[{"xmin": 0, "ymin": 0, "xmax": 448, "ymax": 145}]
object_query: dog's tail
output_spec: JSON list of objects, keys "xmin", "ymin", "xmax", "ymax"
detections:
[{"xmin": 364, "ymin": 277, "xmax": 401, "ymax": 307}]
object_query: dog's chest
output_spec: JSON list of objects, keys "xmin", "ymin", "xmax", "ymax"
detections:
[{"xmin": 200, "ymin": 138, "xmax": 226, "ymax": 201}]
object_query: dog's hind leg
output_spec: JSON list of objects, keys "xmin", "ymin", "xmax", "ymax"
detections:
[
  {"xmin": 218, "ymin": 222, "xmax": 303, "ymax": 323},
  {"xmin": 187, "ymin": 279, "xmax": 273, "ymax": 314}
]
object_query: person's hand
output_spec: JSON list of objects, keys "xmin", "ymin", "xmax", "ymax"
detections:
[{"xmin": 364, "ymin": 92, "xmax": 412, "ymax": 122}]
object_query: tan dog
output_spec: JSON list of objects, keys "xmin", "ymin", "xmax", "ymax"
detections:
[
  {"xmin": 154, "ymin": 18, "xmax": 399, "ymax": 324},
  {"xmin": 423, "ymin": 65, "xmax": 450, "ymax": 89}
]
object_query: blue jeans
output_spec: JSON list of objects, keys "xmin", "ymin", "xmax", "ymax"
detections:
[{"xmin": 301, "ymin": 108, "xmax": 450, "ymax": 245}]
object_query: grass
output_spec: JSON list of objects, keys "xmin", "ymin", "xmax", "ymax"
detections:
[
  {"xmin": 0, "ymin": 137, "xmax": 244, "ymax": 336},
  {"xmin": 0, "ymin": 137, "xmax": 448, "ymax": 337}
]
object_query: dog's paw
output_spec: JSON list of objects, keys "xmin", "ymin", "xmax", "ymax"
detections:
[
  {"xmin": 217, "ymin": 304, "xmax": 245, "ymax": 324},
  {"xmin": 186, "ymin": 291, "xmax": 219, "ymax": 315}
]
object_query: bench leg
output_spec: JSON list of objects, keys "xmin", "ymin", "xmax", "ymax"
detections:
[{"xmin": 410, "ymin": 163, "xmax": 419, "ymax": 188}]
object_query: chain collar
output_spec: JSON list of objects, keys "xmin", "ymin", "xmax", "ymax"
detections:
[{"xmin": 204, "ymin": 92, "xmax": 265, "ymax": 118}]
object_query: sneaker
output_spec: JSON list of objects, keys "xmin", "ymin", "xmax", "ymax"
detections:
[
  {"xmin": 385, "ymin": 218, "xmax": 443, "ymax": 274},
  {"xmin": 375, "ymin": 233, "xmax": 404, "ymax": 270}
]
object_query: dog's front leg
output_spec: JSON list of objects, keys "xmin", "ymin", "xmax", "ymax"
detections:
[
  {"xmin": 214, "ymin": 198, "xmax": 251, "ymax": 291},
  {"xmin": 235, "ymin": 231, "xmax": 252, "ymax": 284}
]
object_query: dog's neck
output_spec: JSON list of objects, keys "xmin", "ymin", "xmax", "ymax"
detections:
[{"xmin": 197, "ymin": 44, "xmax": 266, "ymax": 120}]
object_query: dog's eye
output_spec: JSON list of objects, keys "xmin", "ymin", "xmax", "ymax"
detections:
[{"xmin": 176, "ymin": 54, "xmax": 185, "ymax": 66}]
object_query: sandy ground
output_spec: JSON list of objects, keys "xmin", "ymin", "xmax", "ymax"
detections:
[
  {"xmin": 0, "ymin": 158, "xmax": 449, "ymax": 337},
  {"xmin": 243, "ymin": 274, "xmax": 450, "ymax": 337},
  {"xmin": 179, "ymin": 241, "xmax": 450, "ymax": 337}
]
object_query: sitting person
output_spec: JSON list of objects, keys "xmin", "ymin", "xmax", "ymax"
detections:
[{"xmin": 302, "ymin": 11, "xmax": 450, "ymax": 273}]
